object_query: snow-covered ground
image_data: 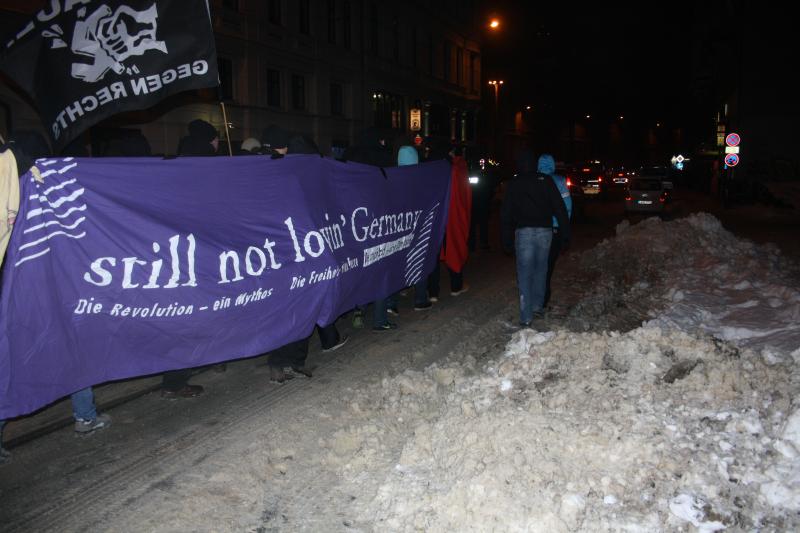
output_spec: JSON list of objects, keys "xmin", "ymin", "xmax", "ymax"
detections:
[{"xmin": 323, "ymin": 213, "xmax": 800, "ymax": 531}]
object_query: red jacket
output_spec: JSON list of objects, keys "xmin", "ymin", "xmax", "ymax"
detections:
[{"xmin": 441, "ymin": 155, "xmax": 472, "ymax": 272}]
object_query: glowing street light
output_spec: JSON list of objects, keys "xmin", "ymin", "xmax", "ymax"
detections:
[
  {"xmin": 525, "ymin": 105, "xmax": 532, "ymax": 110},
  {"xmin": 489, "ymin": 18, "xmax": 500, "ymax": 30},
  {"xmin": 585, "ymin": 114, "xmax": 591, "ymax": 119}
]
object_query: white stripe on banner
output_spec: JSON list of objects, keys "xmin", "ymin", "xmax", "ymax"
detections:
[
  {"xmin": 26, "ymin": 204, "xmax": 87, "ymax": 220},
  {"xmin": 23, "ymin": 216, "xmax": 86, "ymax": 234},
  {"xmin": 14, "ymin": 247, "xmax": 51, "ymax": 267},
  {"xmin": 19, "ymin": 230, "xmax": 87, "ymax": 251}
]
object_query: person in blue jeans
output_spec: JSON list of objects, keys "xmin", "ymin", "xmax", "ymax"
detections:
[
  {"xmin": 1, "ymin": 386, "xmax": 111, "ymax": 463},
  {"xmin": 501, "ymin": 151, "xmax": 571, "ymax": 327}
]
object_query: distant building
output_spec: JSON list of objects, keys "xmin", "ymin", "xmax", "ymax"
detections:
[{"xmin": 0, "ymin": 0, "xmax": 482, "ymax": 156}]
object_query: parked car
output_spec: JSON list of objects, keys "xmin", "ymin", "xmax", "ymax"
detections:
[
  {"xmin": 576, "ymin": 162, "xmax": 606, "ymax": 197},
  {"xmin": 625, "ymin": 177, "xmax": 668, "ymax": 213}
]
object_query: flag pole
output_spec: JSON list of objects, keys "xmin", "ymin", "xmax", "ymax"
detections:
[{"xmin": 219, "ymin": 101, "xmax": 233, "ymax": 156}]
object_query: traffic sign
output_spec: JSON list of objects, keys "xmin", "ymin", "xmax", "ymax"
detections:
[
  {"xmin": 724, "ymin": 153, "xmax": 740, "ymax": 167},
  {"xmin": 725, "ymin": 133, "xmax": 740, "ymax": 147},
  {"xmin": 724, "ymin": 146, "xmax": 740, "ymax": 154}
]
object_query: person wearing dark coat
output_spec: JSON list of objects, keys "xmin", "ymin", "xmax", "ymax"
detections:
[
  {"xmin": 501, "ymin": 150, "xmax": 571, "ymax": 327},
  {"xmin": 161, "ymin": 119, "xmax": 219, "ymax": 398},
  {"xmin": 262, "ymin": 126, "xmax": 347, "ymax": 383},
  {"xmin": 176, "ymin": 119, "xmax": 218, "ymax": 157},
  {"xmin": 343, "ymin": 127, "xmax": 398, "ymax": 330}
]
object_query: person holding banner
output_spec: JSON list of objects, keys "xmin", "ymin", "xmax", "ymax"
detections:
[
  {"xmin": 159, "ymin": 119, "xmax": 220, "ymax": 398},
  {"xmin": 0, "ymin": 387, "xmax": 110, "ymax": 465},
  {"xmin": 428, "ymin": 145, "xmax": 472, "ymax": 301}
]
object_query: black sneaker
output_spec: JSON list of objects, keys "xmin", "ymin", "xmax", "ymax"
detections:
[
  {"xmin": 321, "ymin": 335, "xmax": 349, "ymax": 353},
  {"xmin": 387, "ymin": 307, "xmax": 399, "ymax": 316},
  {"xmin": 414, "ymin": 302, "xmax": 432, "ymax": 311},
  {"xmin": 372, "ymin": 322, "xmax": 398, "ymax": 331}
]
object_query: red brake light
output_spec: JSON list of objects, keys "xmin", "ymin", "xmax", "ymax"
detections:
[
  {"xmin": 597, "ymin": 176, "xmax": 603, "ymax": 182},
  {"xmin": 582, "ymin": 168, "xmax": 591, "ymax": 172},
  {"xmin": 566, "ymin": 178, "xmax": 572, "ymax": 187},
  {"xmin": 618, "ymin": 172, "xmax": 624, "ymax": 177},
  {"xmin": 625, "ymin": 195, "xmax": 631, "ymax": 201}
]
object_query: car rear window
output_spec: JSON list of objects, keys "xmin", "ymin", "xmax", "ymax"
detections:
[{"xmin": 630, "ymin": 179, "xmax": 662, "ymax": 191}]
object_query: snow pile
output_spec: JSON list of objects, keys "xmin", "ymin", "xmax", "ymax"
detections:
[
  {"xmin": 570, "ymin": 213, "xmax": 800, "ymax": 356},
  {"xmin": 335, "ymin": 327, "xmax": 799, "ymax": 531}
]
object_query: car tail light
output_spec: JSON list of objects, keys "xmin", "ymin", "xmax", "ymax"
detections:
[
  {"xmin": 582, "ymin": 168, "xmax": 591, "ymax": 172},
  {"xmin": 618, "ymin": 172, "xmax": 624, "ymax": 177},
  {"xmin": 597, "ymin": 176, "xmax": 603, "ymax": 182},
  {"xmin": 566, "ymin": 178, "xmax": 573, "ymax": 187},
  {"xmin": 659, "ymin": 193, "xmax": 666, "ymax": 202},
  {"xmin": 625, "ymin": 195, "xmax": 631, "ymax": 201}
]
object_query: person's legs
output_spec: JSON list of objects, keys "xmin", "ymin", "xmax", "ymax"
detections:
[
  {"xmin": 449, "ymin": 268, "xmax": 465, "ymax": 294},
  {"xmin": 71, "ymin": 387, "xmax": 97, "ymax": 421},
  {"xmin": 0, "ymin": 420, "xmax": 9, "ymax": 464},
  {"xmin": 515, "ymin": 228, "xmax": 536, "ymax": 325},
  {"xmin": 386, "ymin": 292, "xmax": 399, "ymax": 315},
  {"xmin": 317, "ymin": 323, "xmax": 340, "ymax": 350},
  {"xmin": 72, "ymin": 387, "xmax": 111, "ymax": 433},
  {"xmin": 544, "ymin": 228, "xmax": 563, "ymax": 308},
  {"xmin": 373, "ymin": 297, "xmax": 391, "ymax": 328},
  {"xmin": 529, "ymin": 227, "xmax": 553, "ymax": 316},
  {"xmin": 428, "ymin": 262, "xmax": 441, "ymax": 301},
  {"xmin": 413, "ymin": 278, "xmax": 431, "ymax": 309},
  {"xmin": 161, "ymin": 369, "xmax": 204, "ymax": 398}
]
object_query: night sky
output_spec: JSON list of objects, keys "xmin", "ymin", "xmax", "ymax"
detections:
[{"xmin": 479, "ymin": 1, "xmax": 694, "ymax": 126}]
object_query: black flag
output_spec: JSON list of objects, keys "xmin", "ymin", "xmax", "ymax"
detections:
[{"xmin": 0, "ymin": 0, "xmax": 219, "ymax": 151}]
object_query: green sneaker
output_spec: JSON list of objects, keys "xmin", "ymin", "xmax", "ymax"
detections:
[{"xmin": 352, "ymin": 310, "xmax": 364, "ymax": 329}]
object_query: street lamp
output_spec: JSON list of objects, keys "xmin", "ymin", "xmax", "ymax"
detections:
[
  {"xmin": 488, "ymin": 80, "xmax": 504, "ymax": 155},
  {"xmin": 489, "ymin": 18, "xmax": 500, "ymax": 30}
]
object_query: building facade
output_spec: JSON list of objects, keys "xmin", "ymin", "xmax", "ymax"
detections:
[{"xmin": 0, "ymin": 0, "xmax": 482, "ymax": 156}]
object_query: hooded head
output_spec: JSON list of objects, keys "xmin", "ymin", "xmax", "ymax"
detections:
[
  {"xmin": 537, "ymin": 154, "xmax": 556, "ymax": 175},
  {"xmin": 397, "ymin": 145, "xmax": 419, "ymax": 166},
  {"xmin": 188, "ymin": 119, "xmax": 217, "ymax": 142},
  {"xmin": 262, "ymin": 125, "xmax": 291, "ymax": 151}
]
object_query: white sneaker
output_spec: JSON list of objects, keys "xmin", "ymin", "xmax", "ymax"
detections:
[
  {"xmin": 450, "ymin": 286, "xmax": 469, "ymax": 296},
  {"xmin": 74, "ymin": 413, "xmax": 112, "ymax": 434}
]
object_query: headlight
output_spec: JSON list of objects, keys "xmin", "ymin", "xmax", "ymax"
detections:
[{"xmin": 469, "ymin": 176, "xmax": 479, "ymax": 184}]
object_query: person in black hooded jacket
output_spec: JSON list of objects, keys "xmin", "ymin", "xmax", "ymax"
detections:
[{"xmin": 501, "ymin": 149, "xmax": 571, "ymax": 327}]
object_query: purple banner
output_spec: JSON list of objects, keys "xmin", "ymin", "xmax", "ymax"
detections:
[{"xmin": 0, "ymin": 155, "xmax": 450, "ymax": 418}]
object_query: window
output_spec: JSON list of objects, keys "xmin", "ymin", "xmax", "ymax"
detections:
[
  {"xmin": 268, "ymin": 0, "xmax": 281, "ymax": 25},
  {"xmin": 291, "ymin": 74, "xmax": 306, "ymax": 111},
  {"xmin": 218, "ymin": 57, "xmax": 234, "ymax": 101},
  {"xmin": 327, "ymin": 0, "xmax": 336, "ymax": 44},
  {"xmin": 267, "ymin": 69, "xmax": 281, "ymax": 107},
  {"xmin": 343, "ymin": 0, "xmax": 352, "ymax": 49},
  {"xmin": 330, "ymin": 82, "xmax": 343, "ymax": 116},
  {"xmin": 372, "ymin": 91, "xmax": 403, "ymax": 129},
  {"xmin": 298, "ymin": 0, "xmax": 310, "ymax": 34}
]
